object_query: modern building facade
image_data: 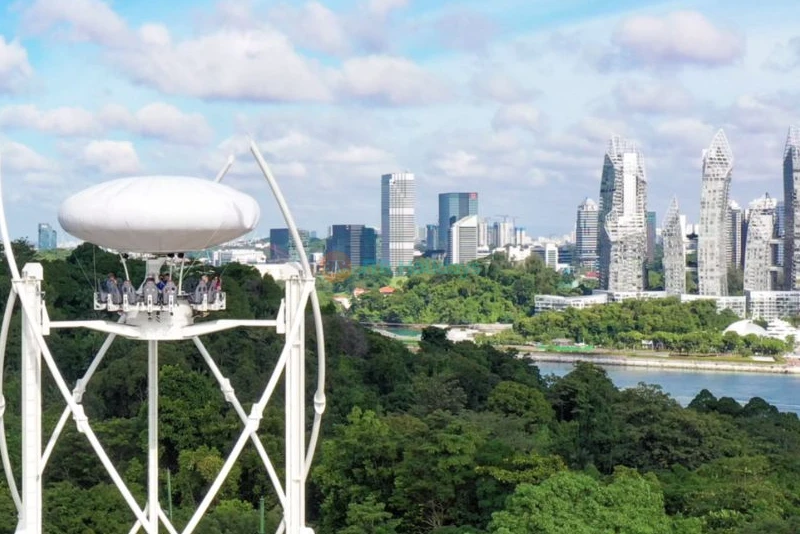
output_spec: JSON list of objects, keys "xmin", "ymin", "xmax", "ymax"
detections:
[
  {"xmin": 743, "ymin": 194, "xmax": 777, "ymax": 291},
  {"xmin": 662, "ymin": 197, "xmax": 685, "ymax": 294},
  {"xmin": 438, "ymin": 192, "xmax": 478, "ymax": 253},
  {"xmin": 575, "ymin": 197, "xmax": 599, "ymax": 270},
  {"xmin": 325, "ymin": 224, "xmax": 377, "ymax": 272},
  {"xmin": 776, "ymin": 200, "xmax": 786, "ymax": 267},
  {"xmin": 448, "ymin": 215, "xmax": 478, "ymax": 265},
  {"xmin": 381, "ymin": 172, "xmax": 416, "ymax": 271},
  {"xmin": 270, "ymin": 228, "xmax": 309, "ymax": 261},
  {"xmin": 425, "ymin": 224, "xmax": 439, "ymax": 252},
  {"xmin": 37, "ymin": 223, "xmax": 57, "ymax": 251},
  {"xmin": 698, "ymin": 129, "xmax": 733, "ymax": 296},
  {"xmin": 646, "ymin": 211, "xmax": 657, "ymax": 263},
  {"xmin": 784, "ymin": 126, "xmax": 800, "ymax": 289},
  {"xmin": 598, "ymin": 136, "xmax": 647, "ymax": 292},
  {"xmin": 727, "ymin": 200, "xmax": 744, "ymax": 268}
]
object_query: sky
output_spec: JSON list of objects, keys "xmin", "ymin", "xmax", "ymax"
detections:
[{"xmin": 0, "ymin": 0, "xmax": 799, "ymax": 242}]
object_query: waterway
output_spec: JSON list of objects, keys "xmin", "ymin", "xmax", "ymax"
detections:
[{"xmin": 535, "ymin": 361, "xmax": 800, "ymax": 415}]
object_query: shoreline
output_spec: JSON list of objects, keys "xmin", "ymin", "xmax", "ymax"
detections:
[{"xmin": 513, "ymin": 349, "xmax": 800, "ymax": 375}]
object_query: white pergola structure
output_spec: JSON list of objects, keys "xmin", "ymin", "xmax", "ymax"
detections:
[{"xmin": 0, "ymin": 141, "xmax": 325, "ymax": 534}]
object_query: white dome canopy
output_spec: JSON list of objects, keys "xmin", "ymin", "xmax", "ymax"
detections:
[
  {"xmin": 723, "ymin": 320, "xmax": 767, "ymax": 337},
  {"xmin": 58, "ymin": 176, "xmax": 260, "ymax": 253}
]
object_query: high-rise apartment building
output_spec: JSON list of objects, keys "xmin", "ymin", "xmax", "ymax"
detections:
[
  {"xmin": 325, "ymin": 224, "xmax": 377, "ymax": 272},
  {"xmin": 544, "ymin": 243, "xmax": 558, "ymax": 270},
  {"xmin": 598, "ymin": 136, "xmax": 647, "ymax": 292},
  {"xmin": 744, "ymin": 194, "xmax": 777, "ymax": 291},
  {"xmin": 448, "ymin": 215, "xmax": 478, "ymax": 265},
  {"xmin": 381, "ymin": 172, "xmax": 416, "ymax": 271},
  {"xmin": 477, "ymin": 219, "xmax": 488, "ymax": 248},
  {"xmin": 37, "ymin": 223, "xmax": 57, "ymax": 251},
  {"xmin": 646, "ymin": 211, "xmax": 657, "ymax": 262},
  {"xmin": 491, "ymin": 220, "xmax": 513, "ymax": 248},
  {"xmin": 698, "ymin": 129, "xmax": 733, "ymax": 296},
  {"xmin": 575, "ymin": 197, "xmax": 599, "ymax": 270},
  {"xmin": 270, "ymin": 228, "xmax": 309, "ymax": 262},
  {"xmin": 438, "ymin": 192, "xmax": 478, "ymax": 253},
  {"xmin": 784, "ymin": 126, "xmax": 800, "ymax": 289},
  {"xmin": 727, "ymin": 200, "xmax": 744, "ymax": 268},
  {"xmin": 776, "ymin": 200, "xmax": 786, "ymax": 267},
  {"xmin": 662, "ymin": 197, "xmax": 685, "ymax": 294}
]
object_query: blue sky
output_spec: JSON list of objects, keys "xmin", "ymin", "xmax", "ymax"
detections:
[{"xmin": 0, "ymin": 0, "xmax": 799, "ymax": 242}]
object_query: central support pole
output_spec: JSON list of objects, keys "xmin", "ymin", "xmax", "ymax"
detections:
[
  {"xmin": 19, "ymin": 263, "xmax": 43, "ymax": 534},
  {"xmin": 284, "ymin": 273, "xmax": 305, "ymax": 534},
  {"xmin": 148, "ymin": 340, "xmax": 159, "ymax": 533}
]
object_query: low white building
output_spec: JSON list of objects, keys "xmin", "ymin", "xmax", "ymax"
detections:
[
  {"xmin": 746, "ymin": 291, "xmax": 800, "ymax": 321},
  {"xmin": 534, "ymin": 293, "xmax": 608, "ymax": 313}
]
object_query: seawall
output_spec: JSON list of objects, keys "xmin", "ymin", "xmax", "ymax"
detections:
[{"xmin": 518, "ymin": 352, "xmax": 800, "ymax": 375}]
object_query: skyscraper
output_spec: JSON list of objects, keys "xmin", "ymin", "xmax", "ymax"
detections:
[
  {"xmin": 575, "ymin": 197, "xmax": 599, "ymax": 270},
  {"xmin": 438, "ymin": 192, "xmax": 478, "ymax": 253},
  {"xmin": 727, "ymin": 200, "xmax": 744, "ymax": 268},
  {"xmin": 270, "ymin": 228, "xmax": 309, "ymax": 261},
  {"xmin": 646, "ymin": 211, "xmax": 657, "ymax": 262},
  {"xmin": 776, "ymin": 200, "xmax": 786, "ymax": 267},
  {"xmin": 448, "ymin": 215, "xmax": 478, "ymax": 265},
  {"xmin": 425, "ymin": 224, "xmax": 439, "ymax": 252},
  {"xmin": 744, "ymin": 194, "xmax": 777, "ymax": 291},
  {"xmin": 37, "ymin": 223, "xmax": 57, "ymax": 251},
  {"xmin": 662, "ymin": 197, "xmax": 685, "ymax": 294},
  {"xmin": 381, "ymin": 172, "xmax": 416, "ymax": 271},
  {"xmin": 783, "ymin": 126, "xmax": 800, "ymax": 289},
  {"xmin": 598, "ymin": 136, "xmax": 647, "ymax": 292},
  {"xmin": 325, "ymin": 225, "xmax": 377, "ymax": 272},
  {"xmin": 698, "ymin": 129, "xmax": 733, "ymax": 296}
]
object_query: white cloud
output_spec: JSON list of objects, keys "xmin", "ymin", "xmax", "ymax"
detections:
[
  {"xmin": 0, "ymin": 103, "xmax": 213, "ymax": 145},
  {"xmin": 1, "ymin": 142, "xmax": 56, "ymax": 172},
  {"xmin": 492, "ymin": 104, "xmax": 545, "ymax": 132},
  {"xmin": 0, "ymin": 37, "xmax": 34, "ymax": 92},
  {"xmin": 269, "ymin": 2, "xmax": 350, "ymax": 56},
  {"xmin": 367, "ymin": 0, "xmax": 408, "ymax": 18},
  {"xmin": 606, "ymin": 11, "xmax": 744, "ymax": 68},
  {"xmin": 81, "ymin": 140, "xmax": 141, "ymax": 175},
  {"xmin": 21, "ymin": 0, "xmax": 132, "ymax": 46},
  {"xmin": 433, "ymin": 150, "xmax": 487, "ymax": 178},
  {"xmin": 435, "ymin": 9, "xmax": 498, "ymax": 52},
  {"xmin": 129, "ymin": 103, "xmax": 213, "ymax": 145},
  {"xmin": 112, "ymin": 28, "xmax": 332, "ymax": 102},
  {"xmin": 654, "ymin": 118, "xmax": 716, "ymax": 152},
  {"xmin": 336, "ymin": 55, "xmax": 451, "ymax": 105},
  {"xmin": 471, "ymin": 71, "xmax": 540, "ymax": 104},
  {"xmin": 764, "ymin": 37, "xmax": 800, "ymax": 71},
  {"xmin": 724, "ymin": 94, "xmax": 799, "ymax": 134},
  {"xmin": 614, "ymin": 79, "xmax": 694, "ymax": 113},
  {"xmin": 0, "ymin": 105, "xmax": 98, "ymax": 136},
  {"xmin": 323, "ymin": 145, "xmax": 391, "ymax": 164}
]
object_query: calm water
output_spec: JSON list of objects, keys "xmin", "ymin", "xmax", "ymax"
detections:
[{"xmin": 535, "ymin": 361, "xmax": 800, "ymax": 415}]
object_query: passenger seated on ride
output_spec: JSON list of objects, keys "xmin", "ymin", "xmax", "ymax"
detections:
[
  {"xmin": 105, "ymin": 273, "xmax": 122, "ymax": 305},
  {"xmin": 121, "ymin": 279, "xmax": 137, "ymax": 305},
  {"xmin": 192, "ymin": 275, "xmax": 209, "ymax": 304},
  {"xmin": 142, "ymin": 275, "xmax": 160, "ymax": 306},
  {"xmin": 162, "ymin": 276, "xmax": 178, "ymax": 304},
  {"xmin": 208, "ymin": 275, "xmax": 221, "ymax": 303}
]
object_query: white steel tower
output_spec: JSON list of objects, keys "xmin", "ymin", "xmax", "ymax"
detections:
[
  {"xmin": 698, "ymin": 129, "xmax": 733, "ymax": 296},
  {"xmin": 598, "ymin": 136, "xmax": 647, "ymax": 292},
  {"xmin": 381, "ymin": 172, "xmax": 415, "ymax": 272},
  {"xmin": 744, "ymin": 193, "xmax": 778, "ymax": 291},
  {"xmin": 0, "ymin": 143, "xmax": 325, "ymax": 534},
  {"xmin": 662, "ymin": 197, "xmax": 686, "ymax": 294},
  {"xmin": 783, "ymin": 126, "xmax": 800, "ymax": 289}
]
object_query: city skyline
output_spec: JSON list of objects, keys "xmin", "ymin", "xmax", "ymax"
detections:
[{"xmin": 0, "ymin": 1, "xmax": 798, "ymax": 242}]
